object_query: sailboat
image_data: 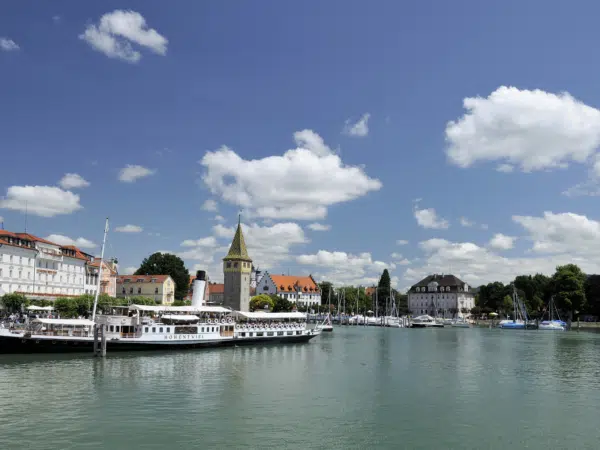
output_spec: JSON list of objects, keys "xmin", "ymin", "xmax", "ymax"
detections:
[
  {"xmin": 538, "ymin": 296, "xmax": 566, "ymax": 331},
  {"xmin": 318, "ymin": 288, "xmax": 333, "ymax": 332},
  {"xmin": 498, "ymin": 287, "xmax": 528, "ymax": 329}
]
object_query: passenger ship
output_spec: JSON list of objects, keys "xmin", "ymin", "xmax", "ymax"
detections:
[{"xmin": 0, "ymin": 272, "xmax": 321, "ymax": 354}]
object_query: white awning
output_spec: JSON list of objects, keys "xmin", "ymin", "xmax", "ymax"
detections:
[
  {"xmin": 233, "ymin": 311, "xmax": 307, "ymax": 320},
  {"xmin": 161, "ymin": 314, "xmax": 199, "ymax": 321},
  {"xmin": 129, "ymin": 304, "xmax": 231, "ymax": 314},
  {"xmin": 27, "ymin": 306, "xmax": 55, "ymax": 311},
  {"xmin": 33, "ymin": 318, "xmax": 95, "ymax": 326}
]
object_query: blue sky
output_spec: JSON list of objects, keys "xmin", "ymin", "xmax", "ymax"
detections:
[{"xmin": 3, "ymin": 1, "xmax": 600, "ymax": 290}]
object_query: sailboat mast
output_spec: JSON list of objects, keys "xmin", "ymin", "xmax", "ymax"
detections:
[{"xmin": 91, "ymin": 218, "xmax": 109, "ymax": 322}]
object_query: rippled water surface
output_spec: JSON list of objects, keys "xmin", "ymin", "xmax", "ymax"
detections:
[{"xmin": 1, "ymin": 327, "xmax": 600, "ymax": 449}]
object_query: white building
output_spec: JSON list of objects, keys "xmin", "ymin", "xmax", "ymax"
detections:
[
  {"xmin": 256, "ymin": 272, "xmax": 321, "ymax": 307},
  {"xmin": 0, "ymin": 231, "xmax": 92, "ymax": 298},
  {"xmin": 407, "ymin": 274, "xmax": 475, "ymax": 317}
]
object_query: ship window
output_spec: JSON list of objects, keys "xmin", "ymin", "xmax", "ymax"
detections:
[
  {"xmin": 241, "ymin": 332, "xmax": 246, "ymax": 337},
  {"xmin": 166, "ymin": 327, "xmax": 170, "ymax": 332},
  {"xmin": 201, "ymin": 327, "xmax": 204, "ymax": 332},
  {"xmin": 159, "ymin": 327, "xmax": 163, "ymax": 333},
  {"xmin": 116, "ymin": 326, "xmax": 120, "ymax": 332},
  {"xmin": 110, "ymin": 325, "xmax": 114, "ymax": 332},
  {"xmin": 287, "ymin": 331, "xmax": 293, "ymax": 336},
  {"xmin": 277, "ymin": 331, "xmax": 284, "ymax": 336},
  {"xmin": 296, "ymin": 331, "xmax": 301, "ymax": 335},
  {"xmin": 144, "ymin": 327, "xmax": 148, "ymax": 333},
  {"xmin": 152, "ymin": 327, "xmax": 156, "ymax": 333},
  {"xmin": 256, "ymin": 332, "xmax": 263, "ymax": 337},
  {"xmin": 267, "ymin": 332, "xmax": 274, "ymax": 337}
]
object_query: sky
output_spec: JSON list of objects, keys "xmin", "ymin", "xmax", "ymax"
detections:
[{"xmin": 3, "ymin": 1, "xmax": 600, "ymax": 291}]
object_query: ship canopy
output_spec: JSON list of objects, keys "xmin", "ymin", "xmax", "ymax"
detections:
[
  {"xmin": 33, "ymin": 318, "xmax": 95, "ymax": 326},
  {"xmin": 129, "ymin": 304, "xmax": 231, "ymax": 314},
  {"xmin": 232, "ymin": 311, "xmax": 307, "ymax": 320}
]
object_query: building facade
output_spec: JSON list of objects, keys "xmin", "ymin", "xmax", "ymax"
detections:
[
  {"xmin": 116, "ymin": 275, "xmax": 175, "ymax": 305},
  {"xmin": 222, "ymin": 220, "xmax": 252, "ymax": 312},
  {"xmin": 256, "ymin": 272, "xmax": 321, "ymax": 307},
  {"xmin": 407, "ymin": 274, "xmax": 475, "ymax": 316},
  {"xmin": 85, "ymin": 258, "xmax": 118, "ymax": 296},
  {"xmin": 0, "ymin": 231, "xmax": 91, "ymax": 298}
]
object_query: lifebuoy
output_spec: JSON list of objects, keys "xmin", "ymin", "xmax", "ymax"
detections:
[
  {"xmin": 227, "ymin": 318, "xmax": 233, "ymax": 324},
  {"xmin": 207, "ymin": 319, "xmax": 212, "ymax": 324}
]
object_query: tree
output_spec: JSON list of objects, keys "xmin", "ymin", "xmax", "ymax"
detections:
[
  {"xmin": 318, "ymin": 282, "xmax": 334, "ymax": 305},
  {"xmin": 54, "ymin": 298, "xmax": 78, "ymax": 318},
  {"xmin": 271, "ymin": 295, "xmax": 292, "ymax": 312},
  {"xmin": 128, "ymin": 296, "xmax": 156, "ymax": 306},
  {"xmin": 135, "ymin": 252, "xmax": 189, "ymax": 300},
  {"xmin": 249, "ymin": 294, "xmax": 275, "ymax": 311},
  {"xmin": 377, "ymin": 269, "xmax": 392, "ymax": 315},
  {"xmin": 584, "ymin": 275, "xmax": 600, "ymax": 317},
  {"xmin": 502, "ymin": 295, "xmax": 513, "ymax": 316},
  {"xmin": 1, "ymin": 293, "xmax": 28, "ymax": 312},
  {"xmin": 550, "ymin": 264, "xmax": 586, "ymax": 318}
]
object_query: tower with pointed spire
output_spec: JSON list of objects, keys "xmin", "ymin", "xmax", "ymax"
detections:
[{"xmin": 223, "ymin": 215, "xmax": 252, "ymax": 311}]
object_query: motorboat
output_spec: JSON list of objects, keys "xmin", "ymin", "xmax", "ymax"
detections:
[{"xmin": 410, "ymin": 315, "xmax": 444, "ymax": 328}]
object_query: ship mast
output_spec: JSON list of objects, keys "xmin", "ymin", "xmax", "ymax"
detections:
[{"xmin": 91, "ymin": 218, "xmax": 109, "ymax": 322}]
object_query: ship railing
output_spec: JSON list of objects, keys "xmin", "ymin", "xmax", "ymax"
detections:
[
  {"xmin": 120, "ymin": 332, "xmax": 137, "ymax": 339},
  {"xmin": 34, "ymin": 330, "xmax": 90, "ymax": 337}
]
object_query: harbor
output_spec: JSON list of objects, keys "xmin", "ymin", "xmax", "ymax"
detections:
[{"xmin": 2, "ymin": 326, "xmax": 600, "ymax": 449}]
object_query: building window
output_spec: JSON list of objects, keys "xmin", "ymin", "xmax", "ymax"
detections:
[
  {"xmin": 9, "ymin": 270, "xmax": 13, "ymax": 278},
  {"xmin": 137, "ymin": 288, "xmax": 141, "ymax": 294},
  {"xmin": 10, "ymin": 255, "xmax": 13, "ymax": 262},
  {"xmin": 122, "ymin": 288, "xmax": 126, "ymax": 294},
  {"xmin": 226, "ymin": 262, "xmax": 231, "ymax": 268},
  {"xmin": 129, "ymin": 287, "xmax": 133, "ymax": 294},
  {"xmin": 263, "ymin": 286, "xmax": 269, "ymax": 291},
  {"xmin": 155, "ymin": 287, "xmax": 158, "ymax": 294},
  {"xmin": 233, "ymin": 262, "xmax": 238, "ymax": 268}
]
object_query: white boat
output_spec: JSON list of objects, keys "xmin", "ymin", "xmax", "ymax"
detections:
[
  {"xmin": 317, "ymin": 289, "xmax": 334, "ymax": 332},
  {"xmin": 0, "ymin": 304, "xmax": 321, "ymax": 354},
  {"xmin": 410, "ymin": 315, "xmax": 444, "ymax": 328},
  {"xmin": 499, "ymin": 288, "xmax": 529, "ymax": 329},
  {"xmin": 451, "ymin": 318, "xmax": 471, "ymax": 328},
  {"xmin": 538, "ymin": 296, "xmax": 566, "ymax": 331}
]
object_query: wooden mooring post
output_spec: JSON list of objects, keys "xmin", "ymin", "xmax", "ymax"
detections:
[{"xmin": 93, "ymin": 324, "xmax": 107, "ymax": 357}]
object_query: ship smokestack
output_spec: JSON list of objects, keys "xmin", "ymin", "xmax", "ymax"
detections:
[{"xmin": 191, "ymin": 270, "xmax": 207, "ymax": 307}]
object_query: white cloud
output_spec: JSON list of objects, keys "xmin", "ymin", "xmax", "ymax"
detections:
[
  {"xmin": 58, "ymin": 173, "xmax": 90, "ymax": 189},
  {"xmin": 0, "ymin": 38, "xmax": 19, "ymax": 51},
  {"xmin": 343, "ymin": 113, "xmax": 370, "ymax": 137},
  {"xmin": 0, "ymin": 186, "xmax": 82, "ymax": 217},
  {"xmin": 118, "ymin": 165, "xmax": 155, "ymax": 182},
  {"xmin": 200, "ymin": 130, "xmax": 381, "ymax": 220},
  {"xmin": 512, "ymin": 211, "xmax": 600, "ymax": 254},
  {"xmin": 446, "ymin": 86, "xmax": 600, "ymax": 172},
  {"xmin": 115, "ymin": 224, "xmax": 143, "ymax": 233},
  {"xmin": 79, "ymin": 9, "xmax": 167, "ymax": 63},
  {"xmin": 45, "ymin": 234, "xmax": 97, "ymax": 249},
  {"xmin": 496, "ymin": 164, "xmax": 514, "ymax": 173},
  {"xmin": 459, "ymin": 217, "xmax": 474, "ymax": 227},
  {"xmin": 307, "ymin": 223, "xmax": 330, "ymax": 231},
  {"xmin": 296, "ymin": 250, "xmax": 393, "ymax": 286},
  {"xmin": 488, "ymin": 233, "xmax": 516, "ymax": 250},
  {"xmin": 52, "ymin": 15, "xmax": 61, "ymax": 24},
  {"xmin": 202, "ymin": 199, "xmax": 218, "ymax": 211},
  {"xmin": 121, "ymin": 266, "xmax": 137, "ymax": 275},
  {"xmin": 414, "ymin": 208, "xmax": 449, "ymax": 229},
  {"xmin": 480, "ymin": 223, "xmax": 489, "ymax": 230},
  {"xmin": 396, "ymin": 239, "xmax": 409, "ymax": 245},
  {"xmin": 0, "ymin": 216, "xmax": 3, "ymax": 224},
  {"xmin": 181, "ymin": 236, "xmax": 218, "ymax": 248},
  {"xmin": 214, "ymin": 215, "xmax": 225, "ymax": 222}
]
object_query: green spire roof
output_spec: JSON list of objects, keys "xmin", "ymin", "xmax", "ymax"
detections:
[{"xmin": 223, "ymin": 219, "xmax": 252, "ymax": 262}]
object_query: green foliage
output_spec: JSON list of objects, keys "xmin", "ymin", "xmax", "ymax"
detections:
[
  {"xmin": 128, "ymin": 296, "xmax": 156, "ymax": 306},
  {"xmin": 271, "ymin": 295, "xmax": 293, "ymax": 312},
  {"xmin": 377, "ymin": 269, "xmax": 392, "ymax": 315},
  {"xmin": 584, "ymin": 275, "xmax": 600, "ymax": 316},
  {"xmin": 502, "ymin": 295, "xmax": 513, "ymax": 315},
  {"xmin": 249, "ymin": 294, "xmax": 275, "ymax": 311},
  {"xmin": 172, "ymin": 300, "xmax": 191, "ymax": 307},
  {"xmin": 54, "ymin": 298, "xmax": 79, "ymax": 318},
  {"xmin": 1, "ymin": 293, "xmax": 29, "ymax": 312},
  {"xmin": 551, "ymin": 264, "xmax": 586, "ymax": 316},
  {"xmin": 318, "ymin": 281, "xmax": 334, "ymax": 305},
  {"xmin": 134, "ymin": 252, "xmax": 189, "ymax": 300},
  {"xmin": 470, "ymin": 306, "xmax": 482, "ymax": 316}
]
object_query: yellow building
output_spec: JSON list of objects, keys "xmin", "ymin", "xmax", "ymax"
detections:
[{"xmin": 116, "ymin": 274, "xmax": 175, "ymax": 305}]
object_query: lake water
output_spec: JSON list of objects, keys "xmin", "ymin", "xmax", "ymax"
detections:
[{"xmin": 1, "ymin": 327, "xmax": 600, "ymax": 449}]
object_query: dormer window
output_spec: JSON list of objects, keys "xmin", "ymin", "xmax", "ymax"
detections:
[{"xmin": 136, "ymin": 279, "xmax": 144, "ymax": 283}]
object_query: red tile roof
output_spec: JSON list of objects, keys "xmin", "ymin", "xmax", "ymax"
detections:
[
  {"xmin": 117, "ymin": 275, "xmax": 171, "ymax": 283},
  {"xmin": 365, "ymin": 287, "xmax": 376, "ymax": 297},
  {"xmin": 208, "ymin": 283, "xmax": 224, "ymax": 294},
  {"xmin": 87, "ymin": 259, "xmax": 117, "ymax": 273},
  {"xmin": 61, "ymin": 245, "xmax": 92, "ymax": 261},
  {"xmin": 268, "ymin": 274, "xmax": 320, "ymax": 293}
]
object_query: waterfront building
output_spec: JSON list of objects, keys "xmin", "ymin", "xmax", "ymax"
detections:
[
  {"xmin": 256, "ymin": 273, "xmax": 321, "ymax": 307},
  {"xmin": 223, "ymin": 219, "xmax": 252, "ymax": 312},
  {"xmin": 116, "ymin": 275, "xmax": 175, "ymax": 305},
  {"xmin": 407, "ymin": 274, "xmax": 475, "ymax": 316},
  {"xmin": 0, "ymin": 230, "xmax": 91, "ymax": 298},
  {"xmin": 85, "ymin": 258, "xmax": 118, "ymax": 296},
  {"xmin": 208, "ymin": 282, "xmax": 225, "ymax": 304}
]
